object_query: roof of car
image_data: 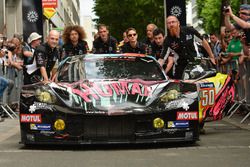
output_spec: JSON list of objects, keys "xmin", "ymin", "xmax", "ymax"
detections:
[
  {"xmin": 61, "ymin": 53, "xmax": 153, "ymax": 62},
  {"xmin": 84, "ymin": 53, "xmax": 147, "ymax": 58}
]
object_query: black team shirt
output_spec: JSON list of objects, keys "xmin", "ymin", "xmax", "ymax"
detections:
[
  {"xmin": 160, "ymin": 26, "xmax": 203, "ymax": 79},
  {"xmin": 92, "ymin": 36, "xmax": 117, "ymax": 54}
]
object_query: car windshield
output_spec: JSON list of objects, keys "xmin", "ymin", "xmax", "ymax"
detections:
[{"xmin": 57, "ymin": 56, "xmax": 166, "ymax": 82}]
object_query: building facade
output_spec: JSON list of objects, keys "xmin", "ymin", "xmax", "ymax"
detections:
[
  {"xmin": 0, "ymin": 0, "xmax": 80, "ymax": 41},
  {"xmin": 187, "ymin": 0, "xmax": 205, "ymax": 34},
  {"xmin": 81, "ymin": 16, "xmax": 97, "ymax": 50}
]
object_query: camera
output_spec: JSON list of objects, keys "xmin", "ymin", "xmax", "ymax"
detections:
[
  {"xmin": 6, "ymin": 43, "xmax": 16, "ymax": 52},
  {"xmin": 1, "ymin": 48, "xmax": 8, "ymax": 54},
  {"xmin": 223, "ymin": 6, "xmax": 229, "ymax": 13}
]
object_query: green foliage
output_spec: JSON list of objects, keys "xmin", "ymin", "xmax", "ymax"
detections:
[
  {"xmin": 196, "ymin": 0, "xmax": 241, "ymax": 34},
  {"xmin": 93, "ymin": 0, "xmax": 164, "ymax": 41}
]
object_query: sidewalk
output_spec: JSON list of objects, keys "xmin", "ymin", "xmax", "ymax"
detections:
[
  {"xmin": 0, "ymin": 118, "xmax": 19, "ymax": 142},
  {"xmin": 223, "ymin": 112, "xmax": 250, "ymax": 131}
]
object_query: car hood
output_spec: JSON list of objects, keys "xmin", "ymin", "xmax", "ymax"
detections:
[{"xmin": 49, "ymin": 79, "xmax": 171, "ymax": 114}]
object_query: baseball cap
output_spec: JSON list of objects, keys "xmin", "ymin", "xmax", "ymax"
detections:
[
  {"xmin": 240, "ymin": 4, "xmax": 250, "ymax": 10},
  {"xmin": 27, "ymin": 32, "xmax": 42, "ymax": 44}
]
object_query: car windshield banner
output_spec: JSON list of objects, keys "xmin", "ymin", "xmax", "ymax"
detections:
[
  {"xmin": 22, "ymin": 0, "xmax": 43, "ymax": 42},
  {"xmin": 165, "ymin": 0, "xmax": 186, "ymax": 26}
]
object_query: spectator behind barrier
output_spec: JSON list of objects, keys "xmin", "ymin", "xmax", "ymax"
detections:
[
  {"xmin": 0, "ymin": 77, "xmax": 14, "ymax": 97},
  {"xmin": 224, "ymin": 4, "xmax": 250, "ymax": 57},
  {"xmin": 23, "ymin": 32, "xmax": 42, "ymax": 85}
]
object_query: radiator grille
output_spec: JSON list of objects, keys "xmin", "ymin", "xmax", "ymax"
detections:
[{"xmin": 83, "ymin": 116, "xmax": 135, "ymax": 140}]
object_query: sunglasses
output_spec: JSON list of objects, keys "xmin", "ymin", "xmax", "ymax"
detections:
[
  {"xmin": 128, "ymin": 33, "xmax": 137, "ymax": 37},
  {"xmin": 239, "ymin": 12, "xmax": 250, "ymax": 16}
]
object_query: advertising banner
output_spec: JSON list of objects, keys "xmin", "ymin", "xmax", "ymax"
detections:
[
  {"xmin": 42, "ymin": 0, "xmax": 58, "ymax": 8},
  {"xmin": 165, "ymin": 0, "xmax": 186, "ymax": 26},
  {"xmin": 22, "ymin": 0, "xmax": 43, "ymax": 42}
]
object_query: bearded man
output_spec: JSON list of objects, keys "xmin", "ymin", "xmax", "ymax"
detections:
[{"xmin": 158, "ymin": 15, "xmax": 215, "ymax": 79}]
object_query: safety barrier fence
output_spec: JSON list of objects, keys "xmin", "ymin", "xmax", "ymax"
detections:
[
  {"xmin": 0, "ymin": 63, "xmax": 21, "ymax": 120},
  {"xmin": 227, "ymin": 60, "xmax": 250, "ymax": 123}
]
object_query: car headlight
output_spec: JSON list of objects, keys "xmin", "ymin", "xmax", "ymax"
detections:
[
  {"xmin": 35, "ymin": 89, "xmax": 57, "ymax": 104},
  {"xmin": 160, "ymin": 89, "xmax": 179, "ymax": 102}
]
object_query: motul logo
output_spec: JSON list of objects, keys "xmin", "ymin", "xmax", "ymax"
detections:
[
  {"xmin": 177, "ymin": 112, "xmax": 198, "ymax": 120},
  {"xmin": 20, "ymin": 114, "xmax": 42, "ymax": 123}
]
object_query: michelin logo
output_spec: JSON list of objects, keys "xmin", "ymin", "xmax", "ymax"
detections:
[
  {"xmin": 30, "ymin": 124, "xmax": 51, "ymax": 131},
  {"xmin": 168, "ymin": 121, "xmax": 189, "ymax": 128}
]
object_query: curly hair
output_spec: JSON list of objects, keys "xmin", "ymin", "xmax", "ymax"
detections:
[{"xmin": 62, "ymin": 25, "xmax": 87, "ymax": 44}]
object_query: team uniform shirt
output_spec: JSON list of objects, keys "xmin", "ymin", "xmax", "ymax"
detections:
[
  {"xmin": 121, "ymin": 42, "xmax": 146, "ymax": 54},
  {"xmin": 142, "ymin": 38, "xmax": 154, "ymax": 55},
  {"xmin": 151, "ymin": 42, "xmax": 163, "ymax": 60},
  {"xmin": 160, "ymin": 26, "xmax": 203, "ymax": 79},
  {"xmin": 61, "ymin": 40, "xmax": 88, "ymax": 59},
  {"xmin": 92, "ymin": 36, "xmax": 117, "ymax": 54},
  {"xmin": 33, "ymin": 43, "xmax": 59, "ymax": 80}
]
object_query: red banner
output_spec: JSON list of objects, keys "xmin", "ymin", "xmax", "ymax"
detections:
[{"xmin": 42, "ymin": 0, "xmax": 57, "ymax": 8}]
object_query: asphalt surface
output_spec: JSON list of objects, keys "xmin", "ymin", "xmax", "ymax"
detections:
[
  {"xmin": 0, "ymin": 111, "xmax": 249, "ymax": 167},
  {"xmin": 1, "ymin": 110, "xmax": 249, "ymax": 139}
]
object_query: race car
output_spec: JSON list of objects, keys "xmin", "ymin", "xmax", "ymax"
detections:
[
  {"xmin": 19, "ymin": 54, "xmax": 200, "ymax": 145},
  {"xmin": 182, "ymin": 57, "xmax": 235, "ymax": 125}
]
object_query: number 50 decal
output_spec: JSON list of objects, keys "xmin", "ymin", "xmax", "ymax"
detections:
[{"xmin": 200, "ymin": 89, "xmax": 215, "ymax": 107}]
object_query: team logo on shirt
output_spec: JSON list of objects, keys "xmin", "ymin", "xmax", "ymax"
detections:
[{"xmin": 186, "ymin": 34, "xmax": 193, "ymax": 40}]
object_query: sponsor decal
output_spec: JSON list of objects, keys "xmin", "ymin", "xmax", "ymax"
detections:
[
  {"xmin": 163, "ymin": 129, "xmax": 178, "ymax": 134},
  {"xmin": 85, "ymin": 110, "xmax": 106, "ymax": 114},
  {"xmin": 199, "ymin": 82, "xmax": 214, "ymax": 88},
  {"xmin": 26, "ymin": 134, "xmax": 35, "ymax": 141},
  {"xmin": 176, "ymin": 112, "xmax": 198, "ymax": 120},
  {"xmin": 70, "ymin": 81, "xmax": 152, "ymax": 103},
  {"xmin": 165, "ymin": 98, "xmax": 194, "ymax": 110},
  {"xmin": 20, "ymin": 114, "xmax": 42, "ymax": 123},
  {"xmin": 182, "ymin": 102, "xmax": 189, "ymax": 111},
  {"xmin": 40, "ymin": 131, "xmax": 56, "ymax": 136},
  {"xmin": 168, "ymin": 121, "xmax": 189, "ymax": 128},
  {"xmin": 199, "ymin": 83, "xmax": 215, "ymax": 108},
  {"xmin": 29, "ymin": 102, "xmax": 53, "ymax": 113},
  {"xmin": 30, "ymin": 124, "xmax": 51, "ymax": 131}
]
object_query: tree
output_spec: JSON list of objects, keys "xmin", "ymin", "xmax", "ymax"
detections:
[
  {"xmin": 196, "ymin": 0, "xmax": 241, "ymax": 34},
  {"xmin": 93, "ymin": 0, "xmax": 164, "ymax": 41}
]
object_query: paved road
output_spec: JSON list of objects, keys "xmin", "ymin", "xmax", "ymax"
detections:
[{"xmin": 0, "ymin": 116, "xmax": 250, "ymax": 167}]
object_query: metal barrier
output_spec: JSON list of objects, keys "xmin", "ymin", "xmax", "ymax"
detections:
[
  {"xmin": 227, "ymin": 59, "xmax": 250, "ymax": 123},
  {"xmin": 240, "ymin": 61, "xmax": 250, "ymax": 123},
  {"xmin": 0, "ymin": 61, "xmax": 20, "ymax": 120}
]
